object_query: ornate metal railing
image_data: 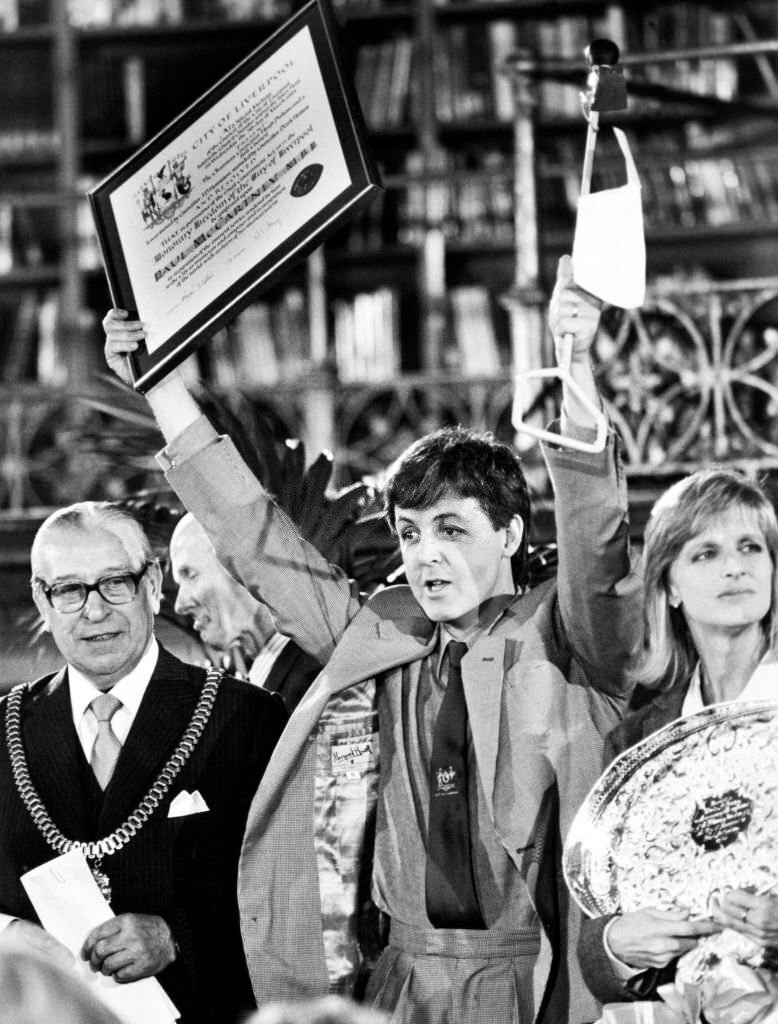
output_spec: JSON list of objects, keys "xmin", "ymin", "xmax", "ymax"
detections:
[
  {"xmin": 1, "ymin": 276, "xmax": 778, "ymax": 515},
  {"xmin": 597, "ymin": 276, "xmax": 778, "ymax": 474}
]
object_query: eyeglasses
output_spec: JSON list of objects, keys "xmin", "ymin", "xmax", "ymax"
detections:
[{"xmin": 37, "ymin": 564, "xmax": 151, "ymax": 613}]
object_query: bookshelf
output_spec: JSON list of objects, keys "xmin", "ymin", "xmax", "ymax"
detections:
[
  {"xmin": 0, "ymin": 0, "xmax": 777, "ymax": 510},
  {"xmin": 505, "ymin": 7, "xmax": 778, "ymax": 446}
]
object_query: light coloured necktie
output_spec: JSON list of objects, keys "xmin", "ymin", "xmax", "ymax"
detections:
[{"xmin": 89, "ymin": 693, "xmax": 123, "ymax": 789}]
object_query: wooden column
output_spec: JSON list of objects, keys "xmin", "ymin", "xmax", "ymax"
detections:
[
  {"xmin": 503, "ymin": 51, "xmax": 549, "ymax": 450},
  {"xmin": 52, "ymin": 2, "xmax": 87, "ymax": 383}
]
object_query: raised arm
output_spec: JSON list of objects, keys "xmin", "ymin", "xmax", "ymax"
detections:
[
  {"xmin": 103, "ymin": 310, "xmax": 204, "ymax": 438},
  {"xmin": 541, "ymin": 258, "xmax": 643, "ymax": 697},
  {"xmin": 103, "ymin": 311, "xmax": 359, "ymax": 664},
  {"xmin": 549, "ymin": 253, "xmax": 603, "ymax": 437}
]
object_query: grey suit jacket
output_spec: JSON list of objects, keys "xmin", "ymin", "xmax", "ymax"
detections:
[{"xmin": 162, "ymin": 420, "xmax": 643, "ymax": 1024}]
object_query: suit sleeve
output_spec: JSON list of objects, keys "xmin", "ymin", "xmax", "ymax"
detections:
[
  {"xmin": 578, "ymin": 913, "xmax": 631, "ymax": 1004},
  {"xmin": 578, "ymin": 913, "xmax": 675, "ymax": 1005},
  {"xmin": 158, "ymin": 419, "xmax": 360, "ymax": 666},
  {"xmin": 543, "ymin": 425, "xmax": 643, "ymax": 700}
]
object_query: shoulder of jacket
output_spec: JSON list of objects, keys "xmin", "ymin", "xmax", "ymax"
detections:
[
  {"xmin": 363, "ymin": 582, "xmax": 417, "ymax": 612},
  {"xmin": 215, "ymin": 670, "xmax": 288, "ymax": 713},
  {"xmin": 0, "ymin": 670, "xmax": 61, "ymax": 709}
]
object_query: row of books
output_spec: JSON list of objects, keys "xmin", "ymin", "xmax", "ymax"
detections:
[
  {"xmin": 333, "ymin": 287, "xmax": 401, "ymax": 383},
  {"xmin": 334, "ymin": 148, "xmax": 513, "ymax": 253},
  {"xmin": 354, "ymin": 35, "xmax": 417, "ymax": 130},
  {"xmin": 442, "ymin": 284, "xmax": 508, "ymax": 378},
  {"xmin": 0, "ymin": 281, "xmax": 505, "ymax": 388},
  {"xmin": 343, "ymin": 139, "xmax": 778, "ymax": 252},
  {"xmin": 433, "ymin": 21, "xmax": 517, "ymax": 124},
  {"xmin": 0, "ymin": 289, "xmax": 73, "ymax": 386},
  {"xmin": 641, "ymin": 151, "xmax": 778, "ymax": 231},
  {"xmin": 0, "ymin": 0, "xmax": 293, "ymax": 28},
  {"xmin": 0, "ymin": 179, "xmax": 101, "ymax": 274},
  {"xmin": 624, "ymin": 3, "xmax": 739, "ymax": 102},
  {"xmin": 399, "ymin": 149, "xmax": 514, "ymax": 247},
  {"xmin": 0, "ymin": 130, "xmax": 59, "ymax": 161},
  {"xmin": 334, "ymin": 284, "xmax": 508, "ymax": 383},
  {"xmin": 576, "ymin": 136, "xmax": 778, "ymax": 231},
  {"xmin": 205, "ymin": 288, "xmax": 312, "ymax": 388},
  {"xmin": 169, "ymin": 283, "xmax": 509, "ymax": 390},
  {"xmin": 429, "ymin": 5, "xmax": 740, "ymax": 124},
  {"xmin": 4, "ymin": 148, "xmax": 775, "ymax": 282},
  {"xmin": 431, "ymin": 11, "xmax": 628, "ymax": 123}
]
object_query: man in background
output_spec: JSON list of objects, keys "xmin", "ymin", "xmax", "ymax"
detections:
[{"xmin": 169, "ymin": 511, "xmax": 321, "ymax": 711}]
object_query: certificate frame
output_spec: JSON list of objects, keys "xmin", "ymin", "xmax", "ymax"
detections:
[{"xmin": 88, "ymin": 0, "xmax": 382, "ymax": 392}]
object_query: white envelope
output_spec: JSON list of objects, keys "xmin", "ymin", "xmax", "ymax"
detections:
[
  {"xmin": 167, "ymin": 789, "xmax": 209, "ymax": 818},
  {"xmin": 572, "ymin": 126, "xmax": 646, "ymax": 310},
  {"xmin": 21, "ymin": 850, "xmax": 179, "ymax": 1024}
]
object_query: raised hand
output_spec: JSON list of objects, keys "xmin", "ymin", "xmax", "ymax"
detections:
[
  {"xmin": 548, "ymin": 254, "xmax": 603, "ymax": 364},
  {"xmin": 103, "ymin": 308, "xmax": 145, "ymax": 387}
]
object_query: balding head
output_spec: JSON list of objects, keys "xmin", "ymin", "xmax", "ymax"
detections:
[{"xmin": 169, "ymin": 514, "xmax": 275, "ymax": 656}]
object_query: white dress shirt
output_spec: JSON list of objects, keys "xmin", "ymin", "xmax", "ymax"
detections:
[
  {"xmin": 0, "ymin": 638, "xmax": 160, "ymax": 935},
  {"xmin": 69, "ymin": 637, "xmax": 159, "ymax": 759},
  {"xmin": 248, "ymin": 632, "xmax": 290, "ymax": 690}
]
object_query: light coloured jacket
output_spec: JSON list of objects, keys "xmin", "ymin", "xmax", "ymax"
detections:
[{"xmin": 161, "ymin": 419, "xmax": 643, "ymax": 1024}]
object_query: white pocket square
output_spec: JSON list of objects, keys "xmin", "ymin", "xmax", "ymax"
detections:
[{"xmin": 168, "ymin": 789, "xmax": 209, "ymax": 818}]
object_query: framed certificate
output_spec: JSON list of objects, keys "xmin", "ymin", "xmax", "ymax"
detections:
[{"xmin": 88, "ymin": 0, "xmax": 382, "ymax": 392}]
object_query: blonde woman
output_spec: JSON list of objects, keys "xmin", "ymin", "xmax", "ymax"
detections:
[{"xmin": 579, "ymin": 467, "xmax": 778, "ymax": 1008}]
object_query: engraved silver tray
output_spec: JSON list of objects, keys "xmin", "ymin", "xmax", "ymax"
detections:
[{"xmin": 563, "ymin": 700, "xmax": 778, "ymax": 918}]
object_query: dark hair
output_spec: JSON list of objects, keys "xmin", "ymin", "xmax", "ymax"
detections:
[{"xmin": 384, "ymin": 426, "xmax": 531, "ymax": 587}]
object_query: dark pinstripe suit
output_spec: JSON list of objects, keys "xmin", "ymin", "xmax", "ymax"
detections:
[{"xmin": 0, "ymin": 645, "xmax": 286, "ymax": 1024}]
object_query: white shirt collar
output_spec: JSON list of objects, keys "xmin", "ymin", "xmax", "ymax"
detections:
[
  {"xmin": 248, "ymin": 632, "xmax": 290, "ymax": 689},
  {"xmin": 69, "ymin": 638, "xmax": 159, "ymax": 747},
  {"xmin": 682, "ymin": 654, "xmax": 778, "ymax": 716}
]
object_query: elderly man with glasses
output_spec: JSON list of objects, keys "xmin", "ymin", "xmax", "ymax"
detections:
[{"xmin": 0, "ymin": 500, "xmax": 287, "ymax": 1024}]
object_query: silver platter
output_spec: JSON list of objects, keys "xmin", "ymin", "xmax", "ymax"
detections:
[{"xmin": 563, "ymin": 699, "xmax": 778, "ymax": 918}]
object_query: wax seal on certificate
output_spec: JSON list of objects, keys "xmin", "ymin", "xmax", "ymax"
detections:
[
  {"xmin": 563, "ymin": 699, "xmax": 778, "ymax": 918},
  {"xmin": 290, "ymin": 163, "xmax": 324, "ymax": 196}
]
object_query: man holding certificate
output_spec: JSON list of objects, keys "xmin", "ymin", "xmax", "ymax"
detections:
[
  {"xmin": 102, "ymin": 255, "xmax": 643, "ymax": 1024},
  {"xmin": 0, "ymin": 500, "xmax": 287, "ymax": 1024}
]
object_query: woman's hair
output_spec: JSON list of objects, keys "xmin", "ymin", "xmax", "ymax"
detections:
[
  {"xmin": 384, "ymin": 426, "xmax": 531, "ymax": 588},
  {"xmin": 0, "ymin": 937, "xmax": 122, "ymax": 1024},
  {"xmin": 632, "ymin": 467, "xmax": 778, "ymax": 690}
]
